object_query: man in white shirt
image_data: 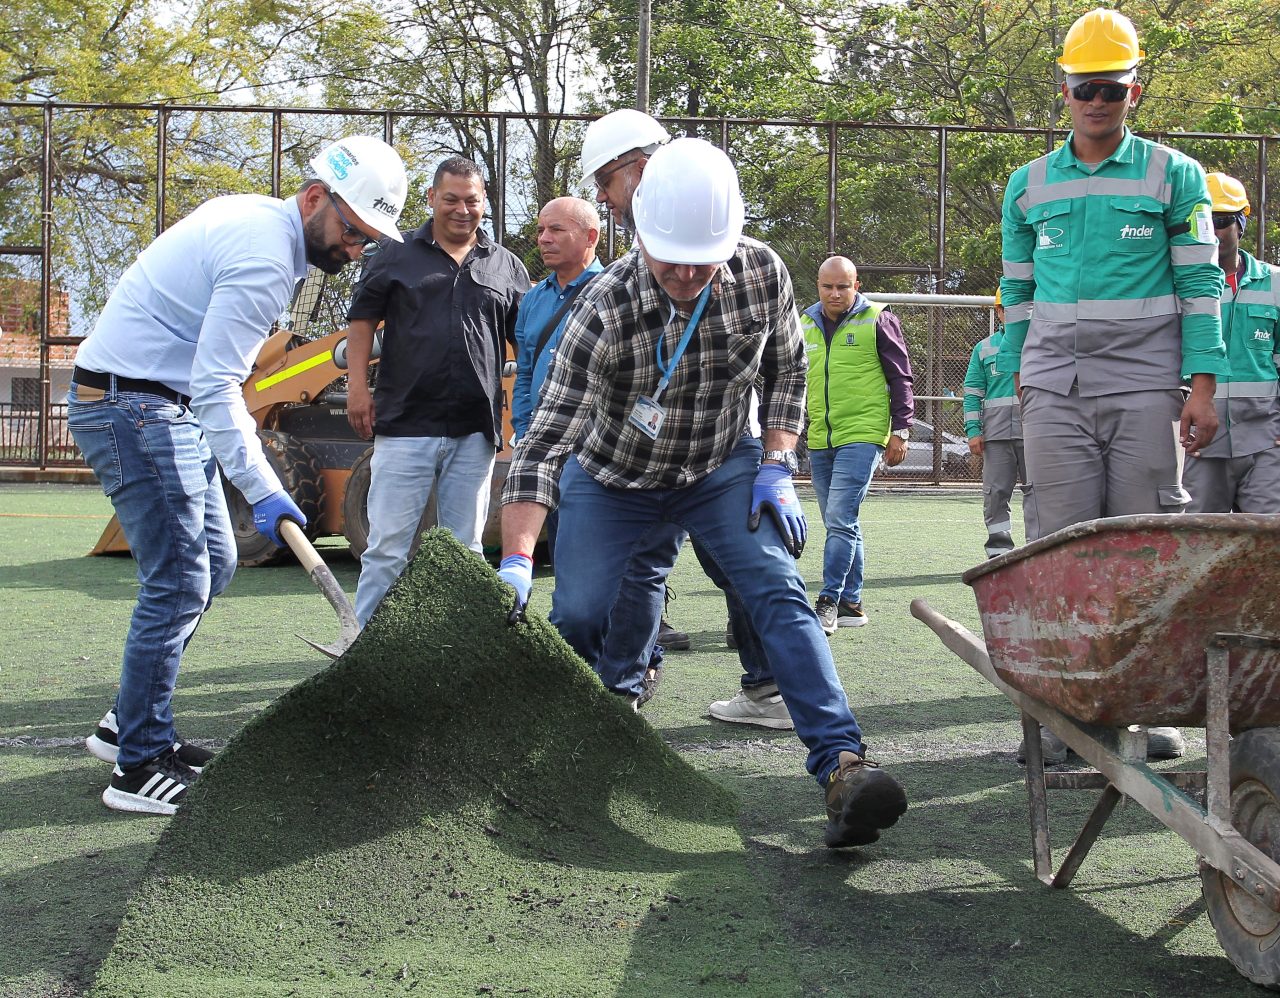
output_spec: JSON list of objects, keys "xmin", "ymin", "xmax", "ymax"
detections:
[{"xmin": 72, "ymin": 136, "xmax": 407, "ymax": 815}]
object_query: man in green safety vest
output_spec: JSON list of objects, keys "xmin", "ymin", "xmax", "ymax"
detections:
[{"xmin": 802, "ymin": 255, "xmax": 914, "ymax": 636}]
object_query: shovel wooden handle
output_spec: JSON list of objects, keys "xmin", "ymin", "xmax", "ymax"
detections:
[{"xmin": 279, "ymin": 519, "xmax": 323, "ymax": 573}]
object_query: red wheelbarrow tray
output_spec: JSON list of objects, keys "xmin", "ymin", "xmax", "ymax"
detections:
[{"xmin": 961, "ymin": 512, "xmax": 1280, "ymax": 731}]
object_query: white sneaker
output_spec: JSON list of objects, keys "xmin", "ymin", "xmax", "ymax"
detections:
[{"xmin": 708, "ymin": 686, "xmax": 794, "ymax": 730}]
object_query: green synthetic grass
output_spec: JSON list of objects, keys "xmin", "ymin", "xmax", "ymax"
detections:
[
  {"xmin": 90, "ymin": 532, "xmax": 799, "ymax": 997},
  {"xmin": 0, "ymin": 483, "xmax": 1255, "ymax": 997}
]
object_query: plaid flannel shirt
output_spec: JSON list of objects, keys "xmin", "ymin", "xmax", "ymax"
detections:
[{"xmin": 500, "ymin": 237, "xmax": 807, "ymax": 509}]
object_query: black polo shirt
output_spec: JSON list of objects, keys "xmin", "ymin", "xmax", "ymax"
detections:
[{"xmin": 347, "ymin": 219, "xmax": 528, "ymax": 444}]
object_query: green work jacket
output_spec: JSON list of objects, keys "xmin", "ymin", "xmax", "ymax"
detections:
[
  {"xmin": 998, "ymin": 128, "xmax": 1226, "ymax": 394},
  {"xmin": 802, "ymin": 299, "xmax": 890, "ymax": 450},
  {"xmin": 1197, "ymin": 249, "xmax": 1280, "ymax": 458},
  {"xmin": 963, "ymin": 328, "xmax": 1021, "ymax": 441}
]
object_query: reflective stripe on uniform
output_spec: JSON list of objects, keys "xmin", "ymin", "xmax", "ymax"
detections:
[
  {"xmin": 1034, "ymin": 295, "xmax": 1179, "ymax": 321},
  {"xmin": 1171, "ymin": 243, "xmax": 1217, "ymax": 267},
  {"xmin": 1214, "ymin": 380, "xmax": 1279, "ymax": 399}
]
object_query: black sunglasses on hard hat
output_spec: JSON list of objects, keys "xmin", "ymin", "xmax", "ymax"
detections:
[
  {"xmin": 326, "ymin": 190, "xmax": 377, "ymax": 248},
  {"xmin": 1069, "ymin": 81, "xmax": 1132, "ymax": 103}
]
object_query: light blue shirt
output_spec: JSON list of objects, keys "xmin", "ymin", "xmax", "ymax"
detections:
[
  {"xmin": 74, "ymin": 194, "xmax": 310, "ymax": 502},
  {"xmin": 511, "ymin": 258, "xmax": 603, "ymax": 439}
]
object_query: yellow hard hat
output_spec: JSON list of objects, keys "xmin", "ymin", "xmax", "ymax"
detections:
[
  {"xmin": 1205, "ymin": 172, "xmax": 1251, "ymax": 217},
  {"xmin": 1058, "ymin": 9, "xmax": 1145, "ymax": 76},
  {"xmin": 994, "ymin": 288, "xmax": 1002, "ymax": 307}
]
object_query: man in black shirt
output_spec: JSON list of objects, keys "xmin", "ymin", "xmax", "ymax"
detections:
[{"xmin": 345, "ymin": 155, "xmax": 528, "ymax": 626}]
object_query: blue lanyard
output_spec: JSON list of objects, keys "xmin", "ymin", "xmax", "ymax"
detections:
[{"xmin": 653, "ymin": 283, "xmax": 712, "ymax": 401}]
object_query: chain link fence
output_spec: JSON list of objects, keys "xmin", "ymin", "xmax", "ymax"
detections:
[{"xmin": 1, "ymin": 101, "xmax": 1274, "ymax": 474}]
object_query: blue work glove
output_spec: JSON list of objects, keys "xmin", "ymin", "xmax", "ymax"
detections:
[
  {"xmin": 252, "ymin": 489, "xmax": 306, "ymax": 547},
  {"xmin": 498, "ymin": 553, "xmax": 534, "ymax": 624},
  {"xmin": 748, "ymin": 463, "xmax": 807, "ymax": 557}
]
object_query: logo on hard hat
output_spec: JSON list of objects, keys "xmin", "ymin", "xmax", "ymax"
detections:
[
  {"xmin": 326, "ymin": 147, "xmax": 357, "ymax": 180},
  {"xmin": 371, "ymin": 196, "xmax": 400, "ymax": 217}
]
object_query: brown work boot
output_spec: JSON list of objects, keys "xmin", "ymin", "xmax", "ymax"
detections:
[{"xmin": 823, "ymin": 751, "xmax": 908, "ymax": 848}]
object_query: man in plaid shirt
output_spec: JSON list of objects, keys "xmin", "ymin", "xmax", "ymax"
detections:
[{"xmin": 497, "ymin": 138, "xmax": 907, "ymax": 849}]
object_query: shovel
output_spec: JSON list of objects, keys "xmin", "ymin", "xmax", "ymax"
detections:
[{"xmin": 279, "ymin": 519, "xmax": 360, "ymax": 659}]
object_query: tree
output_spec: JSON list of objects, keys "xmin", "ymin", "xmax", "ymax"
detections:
[{"xmin": 0, "ymin": 0, "xmax": 310, "ymax": 323}]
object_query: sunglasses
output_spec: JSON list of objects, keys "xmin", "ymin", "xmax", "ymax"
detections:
[
  {"xmin": 1069, "ymin": 81, "xmax": 1132, "ymax": 103},
  {"xmin": 327, "ymin": 190, "xmax": 377, "ymax": 248},
  {"xmin": 1212, "ymin": 213, "xmax": 1242, "ymax": 230}
]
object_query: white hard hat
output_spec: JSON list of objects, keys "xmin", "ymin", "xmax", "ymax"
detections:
[
  {"xmin": 631, "ymin": 138, "xmax": 744, "ymax": 265},
  {"xmin": 579, "ymin": 109, "xmax": 670, "ymax": 186},
  {"xmin": 309, "ymin": 136, "xmax": 408, "ymax": 243}
]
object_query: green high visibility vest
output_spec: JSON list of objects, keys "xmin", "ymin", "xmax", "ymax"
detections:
[{"xmin": 802, "ymin": 299, "xmax": 890, "ymax": 450}]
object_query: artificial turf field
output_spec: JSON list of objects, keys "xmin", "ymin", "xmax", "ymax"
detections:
[{"xmin": 0, "ymin": 482, "xmax": 1256, "ymax": 997}]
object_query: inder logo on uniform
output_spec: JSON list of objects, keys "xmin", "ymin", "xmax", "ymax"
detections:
[{"xmin": 1118, "ymin": 223, "xmax": 1155, "ymax": 242}]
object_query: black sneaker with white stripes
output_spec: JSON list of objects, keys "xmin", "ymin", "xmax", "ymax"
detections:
[
  {"xmin": 85, "ymin": 709, "xmax": 213, "ymax": 772},
  {"xmin": 103, "ymin": 748, "xmax": 199, "ymax": 816}
]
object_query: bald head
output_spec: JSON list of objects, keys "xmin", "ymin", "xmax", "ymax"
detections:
[
  {"xmin": 818, "ymin": 256, "xmax": 859, "ymax": 322},
  {"xmin": 537, "ymin": 197, "xmax": 601, "ymax": 283}
]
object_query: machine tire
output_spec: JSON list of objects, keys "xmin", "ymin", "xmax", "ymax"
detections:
[
  {"xmin": 342, "ymin": 446, "xmax": 435, "ymax": 562},
  {"xmin": 1201, "ymin": 727, "xmax": 1280, "ymax": 990},
  {"xmin": 222, "ymin": 430, "xmax": 324, "ymax": 568}
]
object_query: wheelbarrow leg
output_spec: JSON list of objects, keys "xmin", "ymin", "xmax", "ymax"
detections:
[
  {"xmin": 1052, "ymin": 784, "xmax": 1123, "ymax": 889},
  {"xmin": 1021, "ymin": 711, "xmax": 1055, "ymax": 884}
]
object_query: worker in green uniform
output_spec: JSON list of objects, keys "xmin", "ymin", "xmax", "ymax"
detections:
[
  {"xmin": 963, "ymin": 288, "xmax": 1038, "ymax": 557},
  {"xmin": 1184, "ymin": 172, "xmax": 1280, "ymax": 513},
  {"xmin": 999, "ymin": 8, "xmax": 1227, "ymax": 763}
]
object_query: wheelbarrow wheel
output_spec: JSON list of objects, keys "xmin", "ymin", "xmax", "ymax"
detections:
[{"xmin": 1202, "ymin": 727, "xmax": 1280, "ymax": 989}]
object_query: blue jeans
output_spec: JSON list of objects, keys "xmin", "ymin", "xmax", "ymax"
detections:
[
  {"xmin": 551, "ymin": 437, "xmax": 864, "ymax": 785},
  {"xmin": 809, "ymin": 443, "xmax": 882, "ymax": 604},
  {"xmin": 68, "ymin": 382, "xmax": 236, "ymax": 770},
  {"xmin": 688, "ymin": 540, "xmax": 774, "ymax": 690},
  {"xmin": 356, "ymin": 433, "xmax": 495, "ymax": 626}
]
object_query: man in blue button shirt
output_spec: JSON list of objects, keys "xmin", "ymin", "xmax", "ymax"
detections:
[
  {"xmin": 72, "ymin": 136, "xmax": 408, "ymax": 815},
  {"xmin": 512, "ymin": 197, "xmax": 603, "ymax": 448}
]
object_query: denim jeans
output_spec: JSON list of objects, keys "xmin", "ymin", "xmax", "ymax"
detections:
[
  {"xmin": 356, "ymin": 433, "xmax": 495, "ymax": 626},
  {"xmin": 551, "ymin": 437, "xmax": 864, "ymax": 785},
  {"xmin": 68, "ymin": 382, "xmax": 237, "ymax": 770},
  {"xmin": 808, "ymin": 443, "xmax": 882, "ymax": 604},
  {"xmin": 688, "ymin": 540, "xmax": 773, "ymax": 690}
]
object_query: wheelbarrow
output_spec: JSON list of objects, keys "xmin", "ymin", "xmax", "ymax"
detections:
[{"xmin": 911, "ymin": 513, "xmax": 1280, "ymax": 989}]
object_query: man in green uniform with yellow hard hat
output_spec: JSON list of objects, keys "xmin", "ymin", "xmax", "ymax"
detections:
[{"xmin": 999, "ymin": 8, "xmax": 1227, "ymax": 762}]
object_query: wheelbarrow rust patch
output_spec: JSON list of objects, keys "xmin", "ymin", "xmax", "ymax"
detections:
[{"xmin": 962, "ymin": 513, "xmax": 1280, "ymax": 729}]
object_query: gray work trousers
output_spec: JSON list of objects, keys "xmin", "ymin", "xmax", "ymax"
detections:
[
  {"xmin": 1021, "ymin": 386, "xmax": 1188, "ymax": 538},
  {"xmin": 982, "ymin": 439, "xmax": 1038, "ymax": 548},
  {"xmin": 1183, "ymin": 446, "xmax": 1280, "ymax": 513}
]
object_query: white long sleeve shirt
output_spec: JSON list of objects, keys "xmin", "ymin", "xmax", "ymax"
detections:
[{"xmin": 74, "ymin": 194, "xmax": 309, "ymax": 502}]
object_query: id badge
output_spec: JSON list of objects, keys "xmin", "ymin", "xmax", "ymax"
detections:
[{"xmin": 629, "ymin": 395, "xmax": 666, "ymax": 439}]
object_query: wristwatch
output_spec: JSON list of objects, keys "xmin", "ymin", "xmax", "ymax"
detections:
[
  {"xmin": 891, "ymin": 428, "xmax": 911, "ymax": 440},
  {"xmin": 762, "ymin": 449, "xmax": 800, "ymax": 475}
]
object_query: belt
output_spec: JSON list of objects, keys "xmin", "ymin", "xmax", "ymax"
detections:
[{"xmin": 73, "ymin": 366, "xmax": 189, "ymax": 405}]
